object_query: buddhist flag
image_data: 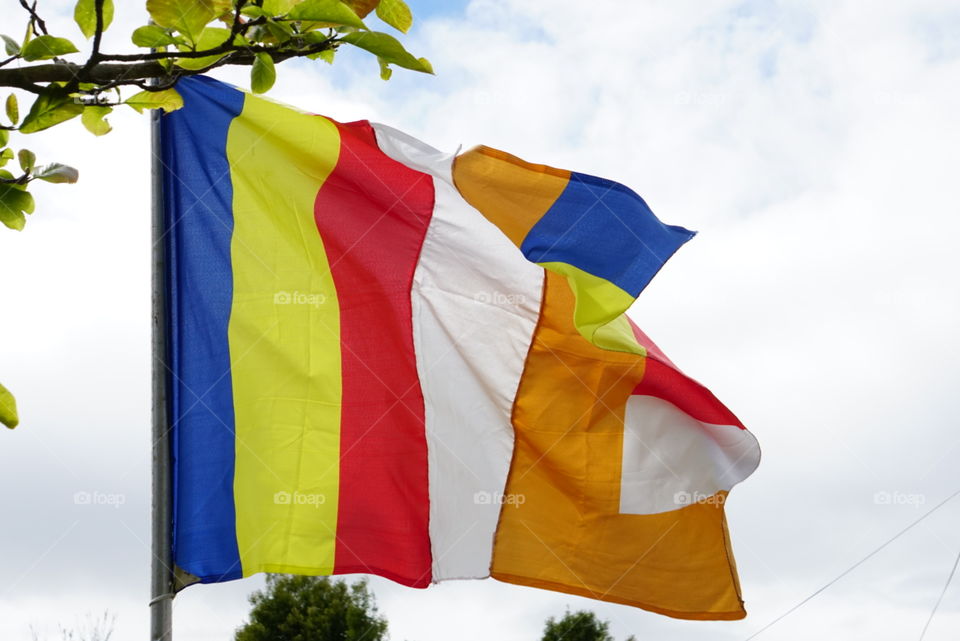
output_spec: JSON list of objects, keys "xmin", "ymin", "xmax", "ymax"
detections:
[{"xmin": 161, "ymin": 76, "xmax": 760, "ymax": 620}]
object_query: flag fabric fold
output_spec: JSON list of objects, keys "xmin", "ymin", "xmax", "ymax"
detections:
[{"xmin": 161, "ymin": 75, "xmax": 760, "ymax": 620}]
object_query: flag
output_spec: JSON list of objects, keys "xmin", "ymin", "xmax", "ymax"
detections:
[{"xmin": 161, "ymin": 75, "xmax": 760, "ymax": 620}]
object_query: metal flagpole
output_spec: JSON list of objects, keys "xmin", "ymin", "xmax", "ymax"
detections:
[{"xmin": 150, "ymin": 102, "xmax": 174, "ymax": 640}]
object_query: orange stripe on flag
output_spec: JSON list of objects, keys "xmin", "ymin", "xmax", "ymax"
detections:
[
  {"xmin": 490, "ymin": 271, "xmax": 746, "ymax": 620},
  {"xmin": 452, "ymin": 146, "xmax": 569, "ymax": 247}
]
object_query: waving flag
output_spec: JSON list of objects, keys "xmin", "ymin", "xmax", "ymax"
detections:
[{"xmin": 161, "ymin": 75, "xmax": 760, "ymax": 620}]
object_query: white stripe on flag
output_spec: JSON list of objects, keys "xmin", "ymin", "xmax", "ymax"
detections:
[
  {"xmin": 619, "ymin": 395, "xmax": 760, "ymax": 515},
  {"xmin": 373, "ymin": 123, "xmax": 543, "ymax": 580}
]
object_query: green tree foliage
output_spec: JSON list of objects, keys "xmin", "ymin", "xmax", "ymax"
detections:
[
  {"xmin": 541, "ymin": 609, "xmax": 637, "ymax": 641},
  {"xmin": 234, "ymin": 575, "xmax": 389, "ymax": 641}
]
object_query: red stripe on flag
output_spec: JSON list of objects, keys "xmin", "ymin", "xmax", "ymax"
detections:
[
  {"xmin": 632, "ymin": 359, "xmax": 744, "ymax": 427},
  {"xmin": 315, "ymin": 120, "xmax": 434, "ymax": 587},
  {"xmin": 629, "ymin": 320, "xmax": 745, "ymax": 428}
]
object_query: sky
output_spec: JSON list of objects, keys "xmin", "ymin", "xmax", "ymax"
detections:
[{"xmin": 1, "ymin": 0, "xmax": 960, "ymax": 639}]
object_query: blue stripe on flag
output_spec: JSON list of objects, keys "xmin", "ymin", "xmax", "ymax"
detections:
[
  {"xmin": 520, "ymin": 172, "xmax": 696, "ymax": 296},
  {"xmin": 162, "ymin": 76, "xmax": 244, "ymax": 582}
]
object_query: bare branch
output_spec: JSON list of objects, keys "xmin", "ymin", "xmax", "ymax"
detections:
[
  {"xmin": 90, "ymin": 0, "xmax": 106, "ymax": 61},
  {"xmin": 0, "ymin": 172, "xmax": 31, "ymax": 185},
  {"xmin": 226, "ymin": 0, "xmax": 251, "ymax": 43},
  {"xmin": 19, "ymin": 0, "xmax": 49, "ymax": 36},
  {"xmin": 74, "ymin": 0, "xmax": 108, "ymax": 88}
]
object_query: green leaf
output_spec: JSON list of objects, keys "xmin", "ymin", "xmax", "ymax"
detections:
[
  {"xmin": 125, "ymin": 88, "xmax": 184, "ymax": 114},
  {"xmin": 74, "ymin": 0, "xmax": 115, "ymax": 40},
  {"xmin": 173, "ymin": 26, "xmax": 233, "ymax": 70},
  {"xmin": 81, "ymin": 105, "xmax": 112, "ymax": 136},
  {"xmin": 35, "ymin": 163, "xmax": 79, "ymax": 184},
  {"xmin": 299, "ymin": 30, "xmax": 332, "ymax": 47},
  {"xmin": 262, "ymin": 18, "xmax": 295, "ymax": 44},
  {"xmin": 0, "ymin": 184, "xmax": 33, "ymax": 231},
  {"xmin": 20, "ymin": 35, "xmax": 80, "ymax": 61},
  {"xmin": 377, "ymin": 56, "xmax": 392, "ymax": 80},
  {"xmin": 262, "ymin": 0, "xmax": 304, "ymax": 14},
  {"xmin": 0, "ymin": 209, "xmax": 26, "ymax": 231},
  {"xmin": 0, "ymin": 148, "xmax": 13, "ymax": 167},
  {"xmin": 18, "ymin": 149, "xmax": 35, "ymax": 173},
  {"xmin": 315, "ymin": 48, "xmax": 335, "ymax": 64},
  {"xmin": 0, "ymin": 128, "xmax": 7, "ymax": 147},
  {"xmin": 0, "ymin": 382, "xmax": 19, "ymax": 428},
  {"xmin": 131, "ymin": 25, "xmax": 180, "ymax": 48},
  {"xmin": 340, "ymin": 31, "xmax": 432, "ymax": 73},
  {"xmin": 146, "ymin": 0, "xmax": 219, "ymax": 45},
  {"xmin": 6, "ymin": 93, "xmax": 18, "ymax": 125},
  {"xmin": 241, "ymin": 5, "xmax": 270, "ymax": 19},
  {"xmin": 1, "ymin": 34, "xmax": 19, "ymax": 56},
  {"xmin": 251, "ymin": 52, "xmax": 277, "ymax": 94},
  {"xmin": 19, "ymin": 86, "xmax": 84, "ymax": 134},
  {"xmin": 211, "ymin": 0, "xmax": 234, "ymax": 16},
  {"xmin": 288, "ymin": 0, "xmax": 366, "ymax": 29},
  {"xmin": 375, "ymin": 0, "xmax": 412, "ymax": 33}
]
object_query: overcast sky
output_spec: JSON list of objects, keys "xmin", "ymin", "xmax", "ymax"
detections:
[{"xmin": 2, "ymin": 0, "xmax": 960, "ymax": 639}]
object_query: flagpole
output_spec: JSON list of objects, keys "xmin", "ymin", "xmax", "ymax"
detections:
[{"xmin": 150, "ymin": 101, "xmax": 174, "ymax": 640}]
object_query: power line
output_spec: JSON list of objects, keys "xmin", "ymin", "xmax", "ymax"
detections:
[
  {"xmin": 744, "ymin": 487, "xmax": 960, "ymax": 640},
  {"xmin": 918, "ymin": 543, "xmax": 960, "ymax": 640}
]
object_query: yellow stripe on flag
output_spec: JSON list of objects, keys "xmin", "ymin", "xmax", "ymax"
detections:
[
  {"xmin": 538, "ymin": 261, "xmax": 646, "ymax": 354},
  {"xmin": 226, "ymin": 95, "xmax": 343, "ymax": 576}
]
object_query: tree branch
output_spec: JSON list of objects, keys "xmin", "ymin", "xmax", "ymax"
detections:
[
  {"xmin": 19, "ymin": 0, "xmax": 49, "ymax": 36},
  {"xmin": 74, "ymin": 0, "xmax": 107, "ymax": 87},
  {"xmin": 0, "ymin": 41, "xmax": 336, "ymax": 91},
  {"xmin": 98, "ymin": 32, "xmax": 285, "ymax": 62},
  {"xmin": 89, "ymin": 0, "xmax": 106, "ymax": 63}
]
